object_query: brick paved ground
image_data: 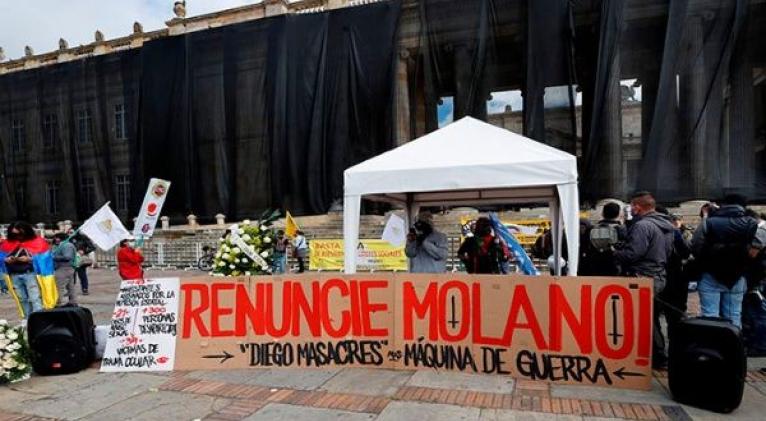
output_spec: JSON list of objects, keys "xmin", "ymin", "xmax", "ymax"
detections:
[{"xmin": 2, "ymin": 269, "xmax": 765, "ymax": 420}]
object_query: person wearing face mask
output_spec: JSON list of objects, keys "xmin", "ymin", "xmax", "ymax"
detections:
[
  {"xmin": 117, "ymin": 236, "xmax": 144, "ymax": 281},
  {"xmin": 405, "ymin": 211, "xmax": 448, "ymax": 273}
]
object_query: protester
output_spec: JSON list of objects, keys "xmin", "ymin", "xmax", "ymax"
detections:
[
  {"xmin": 69, "ymin": 229, "xmax": 95, "ymax": 294},
  {"xmin": 292, "ymin": 230, "xmax": 309, "ymax": 273},
  {"xmin": 744, "ymin": 224, "xmax": 766, "ymax": 355},
  {"xmin": 52, "ymin": 233, "xmax": 78, "ymax": 306},
  {"xmin": 272, "ymin": 230, "xmax": 290, "ymax": 274},
  {"xmin": 0, "ymin": 222, "xmax": 48, "ymax": 318},
  {"xmin": 458, "ymin": 217, "xmax": 504, "ymax": 274},
  {"xmin": 614, "ymin": 191, "xmax": 675, "ymax": 369},
  {"xmin": 117, "ymin": 238, "xmax": 144, "ymax": 280},
  {"xmin": 691, "ymin": 194, "xmax": 759, "ymax": 328},
  {"xmin": 657, "ymin": 212, "xmax": 692, "ymax": 336},
  {"xmin": 0, "ymin": 233, "xmax": 6, "ymax": 295},
  {"xmin": 76, "ymin": 247, "xmax": 93, "ymax": 295},
  {"xmin": 580, "ymin": 202, "xmax": 626, "ymax": 276},
  {"xmin": 404, "ymin": 211, "xmax": 448, "ymax": 273}
]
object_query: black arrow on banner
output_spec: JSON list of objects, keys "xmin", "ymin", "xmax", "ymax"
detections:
[
  {"xmin": 202, "ymin": 350, "xmax": 234, "ymax": 364},
  {"xmin": 613, "ymin": 367, "xmax": 645, "ymax": 380}
]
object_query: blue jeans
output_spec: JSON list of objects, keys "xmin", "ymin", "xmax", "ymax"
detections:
[
  {"xmin": 11, "ymin": 273, "xmax": 43, "ymax": 318},
  {"xmin": 698, "ymin": 273, "xmax": 746, "ymax": 327},
  {"xmin": 272, "ymin": 253, "xmax": 287, "ymax": 274}
]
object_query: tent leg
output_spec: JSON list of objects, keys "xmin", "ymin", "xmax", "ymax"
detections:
[{"xmin": 343, "ymin": 195, "xmax": 362, "ymax": 274}]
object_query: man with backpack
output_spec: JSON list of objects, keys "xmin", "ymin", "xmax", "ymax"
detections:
[
  {"xmin": 581, "ymin": 202, "xmax": 626, "ymax": 276},
  {"xmin": 691, "ymin": 194, "xmax": 759, "ymax": 328}
]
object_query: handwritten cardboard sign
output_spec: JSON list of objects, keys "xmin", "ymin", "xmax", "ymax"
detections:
[
  {"xmin": 102, "ymin": 274, "xmax": 653, "ymax": 390},
  {"xmin": 101, "ymin": 278, "xmax": 180, "ymax": 372}
]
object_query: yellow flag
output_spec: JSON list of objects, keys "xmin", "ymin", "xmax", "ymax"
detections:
[{"xmin": 285, "ymin": 211, "xmax": 300, "ymax": 238}]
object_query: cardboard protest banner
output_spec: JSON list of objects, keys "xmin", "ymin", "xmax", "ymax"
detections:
[
  {"xmin": 133, "ymin": 178, "xmax": 171, "ymax": 238},
  {"xmin": 102, "ymin": 274, "xmax": 654, "ymax": 390},
  {"xmin": 101, "ymin": 278, "xmax": 180, "ymax": 372},
  {"xmin": 309, "ymin": 240, "xmax": 407, "ymax": 271}
]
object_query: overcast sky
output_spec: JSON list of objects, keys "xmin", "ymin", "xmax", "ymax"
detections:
[{"xmin": 0, "ymin": 1, "xmax": 266, "ymax": 59}]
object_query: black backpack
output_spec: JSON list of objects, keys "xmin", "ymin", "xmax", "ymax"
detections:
[{"xmin": 28, "ymin": 306, "xmax": 96, "ymax": 375}]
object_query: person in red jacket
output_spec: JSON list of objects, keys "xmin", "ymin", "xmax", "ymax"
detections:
[{"xmin": 117, "ymin": 238, "xmax": 144, "ymax": 280}]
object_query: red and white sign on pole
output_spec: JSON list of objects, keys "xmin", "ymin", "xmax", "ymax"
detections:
[{"xmin": 133, "ymin": 178, "xmax": 171, "ymax": 238}]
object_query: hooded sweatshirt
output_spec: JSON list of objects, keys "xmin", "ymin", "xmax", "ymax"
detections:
[{"xmin": 614, "ymin": 211, "xmax": 675, "ymax": 292}]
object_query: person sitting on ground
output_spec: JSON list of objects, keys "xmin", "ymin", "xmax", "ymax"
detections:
[
  {"xmin": 580, "ymin": 202, "xmax": 627, "ymax": 276},
  {"xmin": 52, "ymin": 233, "xmax": 78, "ymax": 306},
  {"xmin": 614, "ymin": 191, "xmax": 675, "ymax": 369},
  {"xmin": 691, "ymin": 194, "xmax": 760, "ymax": 328},
  {"xmin": 117, "ymin": 237, "xmax": 144, "ymax": 281},
  {"xmin": 405, "ymin": 211, "xmax": 449, "ymax": 273},
  {"xmin": 458, "ymin": 217, "xmax": 504, "ymax": 274}
]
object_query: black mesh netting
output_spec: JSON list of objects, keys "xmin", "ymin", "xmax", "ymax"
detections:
[{"xmin": 1, "ymin": 0, "xmax": 766, "ymax": 224}]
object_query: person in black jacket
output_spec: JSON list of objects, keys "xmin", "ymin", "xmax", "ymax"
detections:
[
  {"xmin": 657, "ymin": 213, "xmax": 692, "ymax": 333},
  {"xmin": 580, "ymin": 202, "xmax": 627, "ymax": 276},
  {"xmin": 614, "ymin": 191, "xmax": 675, "ymax": 369},
  {"xmin": 691, "ymin": 194, "xmax": 759, "ymax": 328}
]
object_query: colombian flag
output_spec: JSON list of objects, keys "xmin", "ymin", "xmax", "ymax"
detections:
[{"xmin": 0, "ymin": 237, "xmax": 59, "ymax": 317}]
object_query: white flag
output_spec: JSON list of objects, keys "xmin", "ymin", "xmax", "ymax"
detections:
[
  {"xmin": 381, "ymin": 214, "xmax": 406, "ymax": 247},
  {"xmin": 81, "ymin": 204, "xmax": 131, "ymax": 251}
]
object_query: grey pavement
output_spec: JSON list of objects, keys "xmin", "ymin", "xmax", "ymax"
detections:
[{"xmin": 3, "ymin": 269, "xmax": 766, "ymax": 420}]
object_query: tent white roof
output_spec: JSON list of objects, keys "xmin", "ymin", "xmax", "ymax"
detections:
[{"xmin": 343, "ymin": 116, "xmax": 580, "ymax": 274}]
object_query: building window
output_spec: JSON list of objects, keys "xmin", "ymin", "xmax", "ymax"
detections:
[
  {"xmin": 114, "ymin": 104, "xmax": 127, "ymax": 140},
  {"xmin": 115, "ymin": 175, "xmax": 130, "ymax": 211},
  {"xmin": 77, "ymin": 108, "xmax": 92, "ymax": 143},
  {"xmin": 81, "ymin": 177, "xmax": 96, "ymax": 213},
  {"xmin": 45, "ymin": 181, "xmax": 60, "ymax": 215},
  {"xmin": 11, "ymin": 119, "xmax": 25, "ymax": 152},
  {"xmin": 43, "ymin": 114, "xmax": 58, "ymax": 149}
]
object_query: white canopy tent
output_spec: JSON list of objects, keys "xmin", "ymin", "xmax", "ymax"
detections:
[{"xmin": 343, "ymin": 117, "xmax": 580, "ymax": 275}]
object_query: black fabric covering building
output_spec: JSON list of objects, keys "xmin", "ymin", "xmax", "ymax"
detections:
[
  {"xmin": 2, "ymin": 0, "xmax": 766, "ymax": 224},
  {"xmin": 139, "ymin": 1, "xmax": 400, "ymax": 218}
]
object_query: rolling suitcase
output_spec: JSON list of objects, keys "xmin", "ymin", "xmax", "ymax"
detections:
[
  {"xmin": 668, "ymin": 317, "xmax": 745, "ymax": 413},
  {"xmin": 27, "ymin": 306, "xmax": 96, "ymax": 375}
]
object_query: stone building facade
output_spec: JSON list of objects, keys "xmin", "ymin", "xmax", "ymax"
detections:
[{"xmin": 1, "ymin": 0, "xmax": 765, "ymax": 224}]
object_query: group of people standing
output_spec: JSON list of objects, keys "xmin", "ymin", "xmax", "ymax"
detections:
[
  {"xmin": 581, "ymin": 192, "xmax": 766, "ymax": 366},
  {"xmin": 404, "ymin": 211, "xmax": 512, "ymax": 274},
  {"xmin": 403, "ymin": 193, "xmax": 766, "ymax": 367},
  {"xmin": 271, "ymin": 229, "xmax": 309, "ymax": 274},
  {"xmin": 1, "ymin": 221, "xmax": 95, "ymax": 319}
]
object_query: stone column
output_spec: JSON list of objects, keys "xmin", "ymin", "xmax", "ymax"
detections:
[
  {"xmin": 215, "ymin": 213, "xmax": 226, "ymax": 225},
  {"xmin": 160, "ymin": 216, "xmax": 170, "ymax": 230},
  {"xmin": 683, "ymin": 17, "xmax": 707, "ymax": 197},
  {"xmin": 396, "ymin": 49, "xmax": 411, "ymax": 145},
  {"xmin": 640, "ymin": 71, "xmax": 659, "ymax": 158},
  {"xmin": 187, "ymin": 214, "xmax": 198, "ymax": 227},
  {"xmin": 600, "ymin": 49, "xmax": 623, "ymax": 197},
  {"xmin": 728, "ymin": 35, "xmax": 755, "ymax": 192}
]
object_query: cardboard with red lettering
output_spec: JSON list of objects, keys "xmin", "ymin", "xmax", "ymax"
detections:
[
  {"xmin": 103, "ymin": 274, "xmax": 654, "ymax": 390},
  {"xmin": 101, "ymin": 278, "xmax": 180, "ymax": 372}
]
